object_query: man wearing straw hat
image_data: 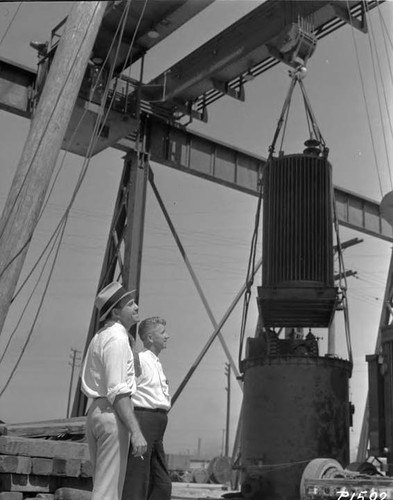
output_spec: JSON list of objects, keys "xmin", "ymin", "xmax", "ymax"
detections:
[{"xmin": 81, "ymin": 281, "xmax": 147, "ymax": 500}]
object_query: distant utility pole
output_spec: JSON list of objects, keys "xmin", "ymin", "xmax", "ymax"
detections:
[
  {"xmin": 197, "ymin": 437, "xmax": 202, "ymax": 457},
  {"xmin": 224, "ymin": 362, "xmax": 231, "ymax": 457},
  {"xmin": 67, "ymin": 348, "xmax": 81, "ymax": 418},
  {"xmin": 221, "ymin": 428, "xmax": 225, "ymax": 456}
]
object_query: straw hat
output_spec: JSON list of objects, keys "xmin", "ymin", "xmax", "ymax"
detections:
[{"xmin": 95, "ymin": 282, "xmax": 136, "ymax": 321}]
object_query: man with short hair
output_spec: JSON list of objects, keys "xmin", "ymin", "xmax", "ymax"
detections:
[
  {"xmin": 122, "ymin": 316, "xmax": 172, "ymax": 500},
  {"xmin": 81, "ymin": 282, "xmax": 147, "ymax": 500}
]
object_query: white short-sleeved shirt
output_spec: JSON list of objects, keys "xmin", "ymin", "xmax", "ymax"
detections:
[
  {"xmin": 81, "ymin": 321, "xmax": 136, "ymax": 405},
  {"xmin": 132, "ymin": 349, "xmax": 171, "ymax": 411}
]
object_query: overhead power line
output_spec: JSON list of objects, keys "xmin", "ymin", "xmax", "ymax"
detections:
[
  {"xmin": 0, "ymin": 3, "xmax": 22, "ymax": 48},
  {"xmin": 346, "ymin": 0, "xmax": 384, "ymax": 197},
  {"xmin": 364, "ymin": 0, "xmax": 393, "ymax": 190},
  {"xmin": 0, "ymin": 0, "xmax": 151, "ymax": 395}
]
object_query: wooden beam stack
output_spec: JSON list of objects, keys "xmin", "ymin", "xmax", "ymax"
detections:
[
  {"xmin": 0, "ymin": 418, "xmax": 234, "ymax": 499},
  {"xmin": 0, "ymin": 418, "xmax": 92, "ymax": 499}
]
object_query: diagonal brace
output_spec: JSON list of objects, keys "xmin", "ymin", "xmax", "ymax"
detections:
[
  {"xmin": 149, "ymin": 167, "xmax": 246, "ymax": 392},
  {"xmin": 169, "ymin": 256, "xmax": 262, "ymax": 407},
  {"xmin": 331, "ymin": 1, "xmax": 368, "ymax": 33}
]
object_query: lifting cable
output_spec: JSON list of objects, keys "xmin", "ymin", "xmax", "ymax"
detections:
[
  {"xmin": 238, "ymin": 67, "xmax": 353, "ymax": 368},
  {"xmin": 376, "ymin": 3, "xmax": 393, "ymax": 189},
  {"xmin": 0, "ymin": 0, "xmax": 141, "ymax": 283},
  {"xmin": 6, "ymin": 3, "xmax": 132, "ymax": 307},
  {"xmin": 363, "ymin": 0, "xmax": 393, "ymax": 191},
  {"xmin": 377, "ymin": 4, "xmax": 393, "ymax": 90},
  {"xmin": 238, "ymin": 177, "xmax": 263, "ymax": 369},
  {"xmin": 0, "ymin": 3, "xmax": 23, "ymax": 49},
  {"xmin": 239, "ymin": 70, "xmax": 309, "ymax": 368},
  {"xmin": 0, "ymin": 1, "xmax": 105, "ymax": 249},
  {"xmin": 238, "ymin": 70, "xmax": 300, "ymax": 369},
  {"xmin": 0, "ymin": 0, "xmax": 127, "ymax": 389},
  {"xmin": 332, "ymin": 193, "xmax": 354, "ymax": 369},
  {"xmin": 346, "ymin": 0, "xmax": 384, "ymax": 197},
  {"xmin": 0, "ymin": 0, "xmax": 151, "ymax": 393},
  {"xmin": 0, "ymin": 0, "xmax": 117, "ymax": 387}
]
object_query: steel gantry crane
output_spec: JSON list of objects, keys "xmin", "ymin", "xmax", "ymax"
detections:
[{"xmin": 0, "ymin": 1, "xmax": 392, "ymax": 498}]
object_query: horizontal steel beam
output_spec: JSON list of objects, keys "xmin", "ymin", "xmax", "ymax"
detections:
[
  {"xmin": 141, "ymin": 0, "xmax": 382, "ymax": 111},
  {"xmin": 0, "ymin": 58, "xmax": 391, "ymax": 242},
  {"xmin": 49, "ymin": 0, "xmax": 215, "ymax": 77},
  {"xmin": 0, "ymin": 58, "xmax": 35, "ymax": 118},
  {"xmin": 335, "ymin": 187, "xmax": 393, "ymax": 243},
  {"xmin": 136, "ymin": 117, "xmax": 393, "ymax": 243}
]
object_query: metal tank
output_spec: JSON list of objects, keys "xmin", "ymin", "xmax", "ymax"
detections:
[
  {"xmin": 258, "ymin": 153, "xmax": 337, "ymax": 328},
  {"xmin": 240, "ymin": 352, "xmax": 352, "ymax": 500}
]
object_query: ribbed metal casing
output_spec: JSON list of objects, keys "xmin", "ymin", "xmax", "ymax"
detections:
[
  {"xmin": 262, "ymin": 154, "xmax": 333, "ymax": 286},
  {"xmin": 258, "ymin": 154, "xmax": 337, "ymax": 327}
]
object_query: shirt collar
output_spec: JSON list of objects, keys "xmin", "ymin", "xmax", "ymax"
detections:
[
  {"xmin": 141, "ymin": 347, "xmax": 159, "ymax": 361},
  {"xmin": 105, "ymin": 320, "xmax": 128, "ymax": 336}
]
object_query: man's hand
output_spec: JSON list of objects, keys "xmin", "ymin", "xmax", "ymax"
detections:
[
  {"xmin": 113, "ymin": 394, "xmax": 146, "ymax": 452},
  {"xmin": 130, "ymin": 429, "xmax": 147, "ymax": 457}
]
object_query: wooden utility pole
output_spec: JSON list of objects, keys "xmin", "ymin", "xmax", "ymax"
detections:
[
  {"xmin": 225, "ymin": 362, "xmax": 231, "ymax": 457},
  {"xmin": 66, "ymin": 348, "xmax": 81, "ymax": 418},
  {"xmin": 0, "ymin": 2, "xmax": 107, "ymax": 337}
]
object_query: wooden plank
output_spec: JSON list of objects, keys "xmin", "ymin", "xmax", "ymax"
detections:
[
  {"xmin": 80, "ymin": 460, "xmax": 92, "ymax": 478},
  {"xmin": 52, "ymin": 459, "xmax": 81, "ymax": 478},
  {"xmin": 0, "ymin": 418, "xmax": 86, "ymax": 438},
  {"xmin": 0, "ymin": 493, "xmax": 23, "ymax": 500},
  {"xmin": 0, "ymin": 437, "xmax": 89, "ymax": 460},
  {"xmin": 54, "ymin": 477, "xmax": 91, "ymax": 492},
  {"xmin": 0, "ymin": 473, "xmax": 53, "ymax": 493},
  {"xmin": 0, "ymin": 456, "xmax": 31, "ymax": 474},
  {"xmin": 54, "ymin": 488, "xmax": 90, "ymax": 500},
  {"xmin": 171, "ymin": 483, "xmax": 230, "ymax": 499},
  {"xmin": 31, "ymin": 459, "xmax": 53, "ymax": 476}
]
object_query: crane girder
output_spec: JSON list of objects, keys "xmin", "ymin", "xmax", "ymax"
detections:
[
  {"xmin": 0, "ymin": 57, "xmax": 391, "ymax": 244},
  {"xmin": 0, "ymin": 0, "xmax": 390, "ymax": 243},
  {"xmin": 139, "ymin": 0, "xmax": 380, "ymax": 117}
]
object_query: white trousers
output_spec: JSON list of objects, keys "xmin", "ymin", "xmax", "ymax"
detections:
[{"xmin": 86, "ymin": 398, "xmax": 130, "ymax": 500}]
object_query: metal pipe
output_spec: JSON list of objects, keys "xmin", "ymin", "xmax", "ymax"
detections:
[
  {"xmin": 328, "ymin": 318, "xmax": 336, "ymax": 355},
  {"xmin": 149, "ymin": 168, "xmax": 246, "ymax": 385},
  {"xmin": 170, "ymin": 256, "xmax": 262, "ymax": 407}
]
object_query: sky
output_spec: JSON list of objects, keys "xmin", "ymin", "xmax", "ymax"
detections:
[{"xmin": 0, "ymin": 0, "xmax": 392, "ymax": 462}]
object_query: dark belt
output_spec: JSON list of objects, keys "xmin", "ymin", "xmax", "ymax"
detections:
[{"xmin": 134, "ymin": 406, "xmax": 168, "ymax": 414}]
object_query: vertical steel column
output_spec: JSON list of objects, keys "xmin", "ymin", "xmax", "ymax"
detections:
[
  {"xmin": 328, "ymin": 319, "xmax": 336, "ymax": 355},
  {"xmin": 357, "ymin": 248, "xmax": 393, "ymax": 461},
  {"xmin": 71, "ymin": 151, "xmax": 148, "ymax": 417},
  {"xmin": 123, "ymin": 150, "xmax": 149, "ymax": 295}
]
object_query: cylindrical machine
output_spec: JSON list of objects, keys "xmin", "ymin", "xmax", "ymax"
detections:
[
  {"xmin": 241, "ymin": 355, "xmax": 352, "ymax": 500},
  {"xmin": 258, "ymin": 153, "xmax": 337, "ymax": 327},
  {"xmin": 262, "ymin": 154, "xmax": 333, "ymax": 286}
]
